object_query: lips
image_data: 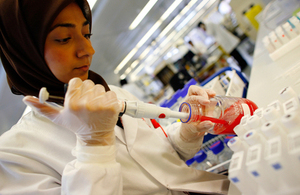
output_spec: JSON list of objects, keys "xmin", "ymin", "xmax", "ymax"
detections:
[{"xmin": 75, "ymin": 65, "xmax": 89, "ymax": 71}]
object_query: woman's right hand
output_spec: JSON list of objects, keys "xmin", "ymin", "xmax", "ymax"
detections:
[{"xmin": 23, "ymin": 78, "xmax": 121, "ymax": 146}]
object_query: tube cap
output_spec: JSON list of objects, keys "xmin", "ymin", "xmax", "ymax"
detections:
[
  {"xmin": 281, "ymin": 111, "xmax": 300, "ymax": 133},
  {"xmin": 227, "ymin": 137, "xmax": 242, "ymax": 152},
  {"xmin": 224, "ymin": 135, "xmax": 236, "ymax": 145},
  {"xmin": 267, "ymin": 100, "xmax": 284, "ymax": 115},
  {"xmin": 261, "ymin": 121, "xmax": 279, "ymax": 139},
  {"xmin": 263, "ymin": 106, "xmax": 281, "ymax": 121},
  {"xmin": 247, "ymin": 115, "xmax": 261, "ymax": 129},
  {"xmin": 194, "ymin": 150, "xmax": 207, "ymax": 163},
  {"xmin": 186, "ymin": 158, "xmax": 195, "ymax": 166},
  {"xmin": 279, "ymin": 87, "xmax": 298, "ymax": 102},
  {"xmin": 254, "ymin": 108, "xmax": 264, "ymax": 118},
  {"xmin": 233, "ymin": 125, "xmax": 245, "ymax": 138},
  {"xmin": 240, "ymin": 114, "xmax": 250, "ymax": 125},
  {"xmin": 243, "ymin": 130, "xmax": 262, "ymax": 146},
  {"xmin": 209, "ymin": 140, "xmax": 225, "ymax": 155}
]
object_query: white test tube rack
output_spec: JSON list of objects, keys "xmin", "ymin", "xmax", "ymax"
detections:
[
  {"xmin": 262, "ymin": 12, "xmax": 300, "ymax": 61},
  {"xmin": 227, "ymin": 86, "xmax": 300, "ymax": 195}
]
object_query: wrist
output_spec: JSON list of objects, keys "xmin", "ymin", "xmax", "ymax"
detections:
[
  {"xmin": 180, "ymin": 130, "xmax": 205, "ymax": 143},
  {"xmin": 77, "ymin": 130, "xmax": 115, "ymax": 146},
  {"xmin": 172, "ymin": 129, "xmax": 204, "ymax": 155}
]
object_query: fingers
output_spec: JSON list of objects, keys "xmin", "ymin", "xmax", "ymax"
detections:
[
  {"xmin": 185, "ymin": 85, "xmax": 216, "ymax": 105},
  {"xmin": 88, "ymin": 91, "xmax": 120, "ymax": 114},
  {"xmin": 23, "ymin": 96, "xmax": 61, "ymax": 120},
  {"xmin": 193, "ymin": 121, "xmax": 214, "ymax": 133},
  {"xmin": 180, "ymin": 121, "xmax": 214, "ymax": 142},
  {"xmin": 184, "ymin": 95, "xmax": 210, "ymax": 105},
  {"xmin": 93, "ymin": 84, "xmax": 106, "ymax": 97},
  {"xmin": 78, "ymin": 80, "xmax": 95, "ymax": 105},
  {"xmin": 66, "ymin": 79, "xmax": 97, "ymax": 110},
  {"xmin": 204, "ymin": 88, "xmax": 216, "ymax": 98},
  {"xmin": 65, "ymin": 78, "xmax": 82, "ymax": 109},
  {"xmin": 65, "ymin": 78, "xmax": 119, "ymax": 114}
]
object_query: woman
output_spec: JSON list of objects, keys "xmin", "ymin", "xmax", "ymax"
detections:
[{"xmin": 0, "ymin": 0, "xmax": 229, "ymax": 194}]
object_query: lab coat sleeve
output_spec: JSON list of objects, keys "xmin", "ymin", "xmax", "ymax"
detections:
[
  {"xmin": 62, "ymin": 142, "xmax": 122, "ymax": 195},
  {"xmin": 165, "ymin": 122, "xmax": 203, "ymax": 161}
]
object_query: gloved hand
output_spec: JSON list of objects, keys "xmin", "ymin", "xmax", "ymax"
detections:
[
  {"xmin": 23, "ymin": 78, "xmax": 121, "ymax": 146},
  {"xmin": 179, "ymin": 85, "xmax": 216, "ymax": 143}
]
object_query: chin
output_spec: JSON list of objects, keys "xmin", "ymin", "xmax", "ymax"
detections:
[{"xmin": 80, "ymin": 75, "xmax": 89, "ymax": 81}]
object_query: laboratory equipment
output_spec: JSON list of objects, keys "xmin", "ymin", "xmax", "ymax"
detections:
[
  {"xmin": 186, "ymin": 149, "xmax": 218, "ymax": 172},
  {"xmin": 39, "ymin": 87, "xmax": 189, "ymax": 120},
  {"xmin": 223, "ymin": 135, "xmax": 236, "ymax": 146},
  {"xmin": 228, "ymin": 137, "xmax": 258, "ymax": 195},
  {"xmin": 282, "ymin": 22, "xmax": 298, "ymax": 39},
  {"xmin": 209, "ymin": 140, "xmax": 233, "ymax": 172},
  {"xmin": 228, "ymin": 86, "xmax": 300, "ymax": 195},
  {"xmin": 193, "ymin": 150, "xmax": 208, "ymax": 170},
  {"xmin": 185, "ymin": 158, "xmax": 196, "ymax": 167},
  {"xmin": 263, "ymin": 12, "xmax": 300, "ymax": 61},
  {"xmin": 192, "ymin": 150, "xmax": 218, "ymax": 171},
  {"xmin": 179, "ymin": 96, "xmax": 258, "ymax": 135}
]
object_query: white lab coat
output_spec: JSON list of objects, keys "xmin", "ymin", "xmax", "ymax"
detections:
[
  {"xmin": 205, "ymin": 22, "xmax": 240, "ymax": 54},
  {"xmin": 187, "ymin": 28, "xmax": 208, "ymax": 54},
  {"xmin": 0, "ymin": 86, "xmax": 229, "ymax": 195}
]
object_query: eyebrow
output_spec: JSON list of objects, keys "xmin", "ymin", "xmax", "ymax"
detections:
[{"xmin": 49, "ymin": 20, "xmax": 90, "ymax": 32}]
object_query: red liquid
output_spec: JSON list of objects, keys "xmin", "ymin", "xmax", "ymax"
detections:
[
  {"xmin": 212, "ymin": 99, "xmax": 258, "ymax": 135},
  {"xmin": 200, "ymin": 116, "xmax": 228, "ymax": 124}
]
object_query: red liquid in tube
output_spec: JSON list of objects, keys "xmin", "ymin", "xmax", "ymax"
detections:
[{"xmin": 179, "ymin": 96, "xmax": 258, "ymax": 135}]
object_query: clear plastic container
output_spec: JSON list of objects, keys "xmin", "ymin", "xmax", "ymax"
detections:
[
  {"xmin": 179, "ymin": 96, "xmax": 258, "ymax": 134},
  {"xmin": 209, "ymin": 140, "xmax": 233, "ymax": 172},
  {"xmin": 210, "ymin": 141, "xmax": 233, "ymax": 162},
  {"xmin": 193, "ymin": 150, "xmax": 212, "ymax": 171}
]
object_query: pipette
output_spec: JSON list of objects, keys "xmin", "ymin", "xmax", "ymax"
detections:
[{"xmin": 39, "ymin": 87, "xmax": 189, "ymax": 120}]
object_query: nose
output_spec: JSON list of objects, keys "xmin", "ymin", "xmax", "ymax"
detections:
[{"xmin": 76, "ymin": 36, "xmax": 95, "ymax": 58}]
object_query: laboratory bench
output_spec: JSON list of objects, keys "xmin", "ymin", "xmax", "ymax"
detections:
[{"xmin": 228, "ymin": 15, "xmax": 300, "ymax": 195}]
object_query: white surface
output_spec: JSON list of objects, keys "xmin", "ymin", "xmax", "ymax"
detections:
[{"xmin": 246, "ymin": 23, "xmax": 300, "ymax": 108}]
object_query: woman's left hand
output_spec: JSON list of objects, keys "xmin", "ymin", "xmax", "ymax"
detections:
[{"xmin": 179, "ymin": 85, "xmax": 216, "ymax": 143}]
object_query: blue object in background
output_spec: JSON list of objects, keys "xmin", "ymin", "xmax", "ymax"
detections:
[
  {"xmin": 186, "ymin": 158, "xmax": 195, "ymax": 166},
  {"xmin": 194, "ymin": 150, "xmax": 208, "ymax": 163},
  {"xmin": 209, "ymin": 140, "xmax": 225, "ymax": 155}
]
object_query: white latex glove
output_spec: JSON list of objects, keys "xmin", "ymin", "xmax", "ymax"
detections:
[
  {"xmin": 179, "ymin": 85, "xmax": 216, "ymax": 143},
  {"xmin": 23, "ymin": 78, "xmax": 121, "ymax": 146}
]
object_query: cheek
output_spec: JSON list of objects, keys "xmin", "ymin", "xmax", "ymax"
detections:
[
  {"xmin": 44, "ymin": 47, "xmax": 73, "ymax": 82},
  {"xmin": 45, "ymin": 49, "xmax": 66, "ymax": 71}
]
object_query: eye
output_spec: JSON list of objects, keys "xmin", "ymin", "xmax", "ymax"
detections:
[
  {"xmin": 84, "ymin": 33, "xmax": 93, "ymax": 39},
  {"xmin": 55, "ymin": 37, "xmax": 71, "ymax": 44}
]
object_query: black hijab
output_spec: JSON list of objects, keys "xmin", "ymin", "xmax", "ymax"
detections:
[{"xmin": 0, "ymin": 0, "xmax": 109, "ymax": 104}]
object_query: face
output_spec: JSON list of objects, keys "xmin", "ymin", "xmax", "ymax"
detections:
[{"xmin": 44, "ymin": 3, "xmax": 95, "ymax": 83}]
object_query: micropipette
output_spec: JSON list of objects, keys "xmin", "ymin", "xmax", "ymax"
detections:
[{"xmin": 38, "ymin": 87, "xmax": 189, "ymax": 120}]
